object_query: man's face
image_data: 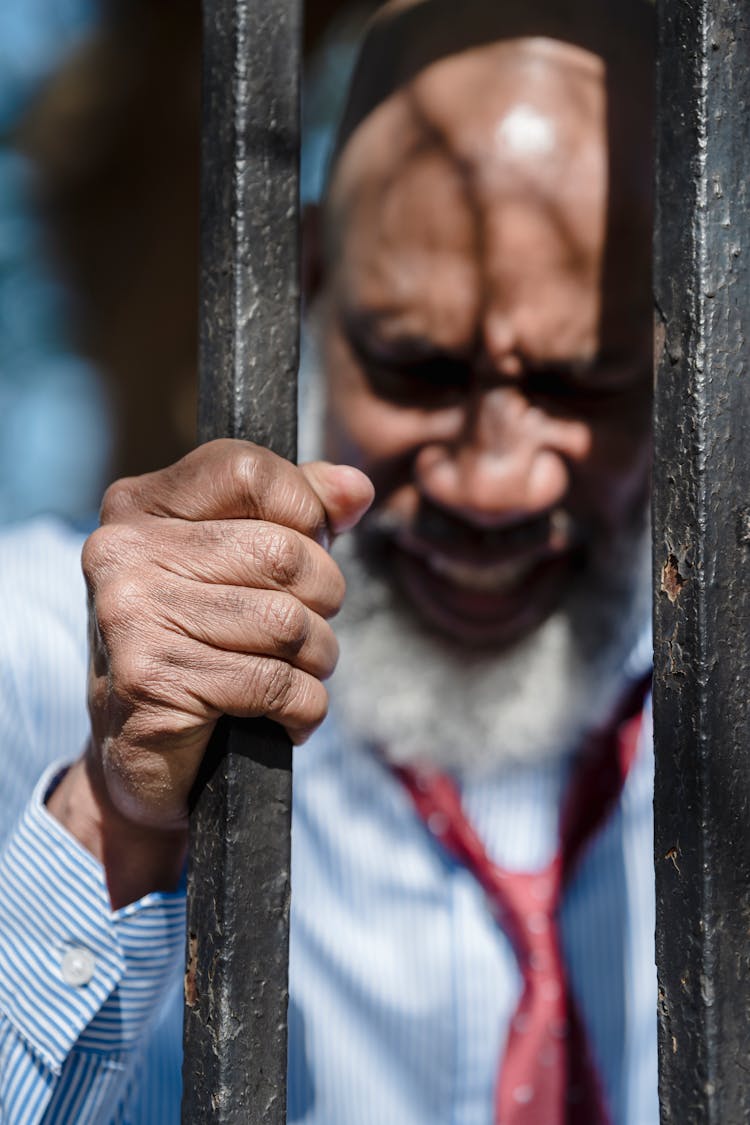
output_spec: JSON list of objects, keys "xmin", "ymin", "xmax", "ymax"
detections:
[{"xmin": 319, "ymin": 38, "xmax": 653, "ymax": 648}]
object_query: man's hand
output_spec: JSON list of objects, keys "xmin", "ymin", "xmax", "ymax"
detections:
[{"xmin": 47, "ymin": 440, "xmax": 373, "ymax": 907}]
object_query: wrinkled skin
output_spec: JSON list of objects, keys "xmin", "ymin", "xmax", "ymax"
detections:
[
  {"xmin": 49, "ymin": 30, "xmax": 653, "ymax": 908},
  {"xmin": 50, "ymin": 446, "xmax": 372, "ymax": 906},
  {"xmin": 321, "ymin": 37, "xmax": 653, "ymax": 646}
]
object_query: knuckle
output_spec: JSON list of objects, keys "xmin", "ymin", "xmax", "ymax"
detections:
[
  {"xmin": 100, "ymin": 477, "xmax": 138, "ymax": 523},
  {"xmin": 81, "ymin": 527, "xmax": 110, "ymax": 580},
  {"xmin": 94, "ymin": 574, "xmax": 147, "ymax": 636},
  {"xmin": 266, "ymin": 595, "xmax": 311, "ymax": 656},
  {"xmin": 230, "ymin": 445, "xmax": 321, "ymax": 535},
  {"xmin": 107, "ymin": 644, "xmax": 188, "ymax": 713},
  {"xmin": 82, "ymin": 524, "xmax": 144, "ymax": 582},
  {"xmin": 259, "ymin": 659, "xmax": 295, "ymax": 713},
  {"xmin": 201, "ymin": 437, "xmax": 232, "ymax": 455},
  {"xmin": 231, "ymin": 445, "xmax": 269, "ymax": 504},
  {"xmin": 298, "ymin": 548, "xmax": 345, "ymax": 619},
  {"xmin": 107, "ymin": 640, "xmax": 153, "ymax": 701},
  {"xmin": 254, "ymin": 525, "xmax": 303, "ymax": 588},
  {"xmin": 296, "ymin": 678, "xmax": 329, "ymax": 730}
]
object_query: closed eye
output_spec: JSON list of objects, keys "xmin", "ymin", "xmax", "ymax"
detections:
[
  {"xmin": 352, "ymin": 338, "xmax": 472, "ymax": 403},
  {"xmin": 524, "ymin": 363, "xmax": 649, "ymax": 406},
  {"xmin": 389, "ymin": 355, "xmax": 471, "ymax": 388}
]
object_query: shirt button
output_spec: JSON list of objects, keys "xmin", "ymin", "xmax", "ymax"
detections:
[{"xmin": 60, "ymin": 946, "xmax": 96, "ymax": 987}]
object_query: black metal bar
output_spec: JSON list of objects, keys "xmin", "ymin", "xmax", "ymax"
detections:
[
  {"xmin": 653, "ymin": 0, "xmax": 750, "ymax": 1120},
  {"xmin": 181, "ymin": 1, "xmax": 301, "ymax": 1121}
]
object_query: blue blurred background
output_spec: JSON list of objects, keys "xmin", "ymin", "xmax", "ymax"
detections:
[
  {"xmin": 0, "ymin": 0, "xmax": 109, "ymax": 525},
  {"xmin": 0, "ymin": 0, "xmax": 374, "ymax": 527}
]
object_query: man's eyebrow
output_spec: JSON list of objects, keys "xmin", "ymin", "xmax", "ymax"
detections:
[
  {"xmin": 526, "ymin": 356, "xmax": 599, "ymax": 378},
  {"xmin": 525, "ymin": 351, "xmax": 633, "ymax": 378},
  {"xmin": 343, "ymin": 310, "xmax": 450, "ymax": 365},
  {"xmin": 523, "ymin": 353, "xmax": 652, "ymax": 394}
]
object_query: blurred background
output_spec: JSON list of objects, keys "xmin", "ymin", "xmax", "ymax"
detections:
[{"xmin": 0, "ymin": 0, "xmax": 377, "ymax": 526}]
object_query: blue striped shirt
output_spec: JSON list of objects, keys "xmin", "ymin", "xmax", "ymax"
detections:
[{"xmin": 0, "ymin": 519, "xmax": 658, "ymax": 1123}]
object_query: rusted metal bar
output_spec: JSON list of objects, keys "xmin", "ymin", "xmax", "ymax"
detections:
[
  {"xmin": 181, "ymin": 0, "xmax": 301, "ymax": 1121},
  {"xmin": 653, "ymin": 0, "xmax": 750, "ymax": 1120}
]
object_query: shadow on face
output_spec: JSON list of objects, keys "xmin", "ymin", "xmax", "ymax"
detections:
[{"xmin": 309, "ymin": 0, "xmax": 655, "ymax": 648}]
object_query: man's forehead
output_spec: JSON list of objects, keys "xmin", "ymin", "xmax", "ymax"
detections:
[
  {"xmin": 322, "ymin": 3, "xmax": 654, "ymax": 364},
  {"xmin": 337, "ymin": 139, "xmax": 481, "ymax": 324},
  {"xmin": 411, "ymin": 39, "xmax": 605, "ymax": 189},
  {"xmin": 328, "ymin": 36, "xmax": 608, "ymax": 255},
  {"xmin": 330, "ymin": 0, "xmax": 654, "ymax": 168},
  {"xmin": 328, "ymin": 39, "xmax": 608, "ymax": 311}
]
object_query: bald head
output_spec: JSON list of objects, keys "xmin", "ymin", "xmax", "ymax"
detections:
[
  {"xmin": 325, "ymin": 0, "xmax": 653, "ymax": 269},
  {"xmin": 331, "ymin": 0, "xmax": 654, "ymax": 160},
  {"xmin": 325, "ymin": 29, "xmax": 651, "ymax": 371}
]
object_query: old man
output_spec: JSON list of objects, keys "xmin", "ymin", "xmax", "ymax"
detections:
[{"xmin": 0, "ymin": 1, "xmax": 656, "ymax": 1121}]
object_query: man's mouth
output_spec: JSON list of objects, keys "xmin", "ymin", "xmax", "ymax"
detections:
[
  {"xmin": 379, "ymin": 511, "xmax": 584, "ymax": 645},
  {"xmin": 422, "ymin": 551, "xmax": 540, "ymax": 593},
  {"xmin": 352, "ymin": 504, "xmax": 586, "ymax": 645},
  {"xmin": 390, "ymin": 506, "xmax": 580, "ymax": 597}
]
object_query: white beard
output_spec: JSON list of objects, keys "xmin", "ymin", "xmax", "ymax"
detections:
[
  {"xmin": 328, "ymin": 518, "xmax": 652, "ymax": 776},
  {"xmin": 299, "ymin": 327, "xmax": 652, "ymax": 777}
]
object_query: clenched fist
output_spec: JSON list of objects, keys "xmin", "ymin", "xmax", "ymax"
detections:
[{"xmin": 48, "ymin": 440, "xmax": 373, "ymax": 907}]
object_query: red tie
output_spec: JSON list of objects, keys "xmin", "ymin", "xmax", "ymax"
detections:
[{"xmin": 394, "ymin": 677, "xmax": 649, "ymax": 1125}]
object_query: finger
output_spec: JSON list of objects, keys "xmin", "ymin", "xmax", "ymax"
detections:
[
  {"xmin": 157, "ymin": 580, "xmax": 339, "ymax": 680},
  {"xmin": 100, "ymin": 440, "xmax": 372, "ymax": 544},
  {"xmin": 101, "ymin": 440, "xmax": 327, "ymax": 536},
  {"xmin": 174, "ymin": 647, "xmax": 330, "ymax": 744},
  {"xmin": 141, "ymin": 519, "xmax": 346, "ymax": 619},
  {"xmin": 300, "ymin": 461, "xmax": 374, "ymax": 536}
]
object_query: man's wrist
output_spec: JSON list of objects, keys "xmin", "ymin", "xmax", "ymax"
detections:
[{"xmin": 46, "ymin": 752, "xmax": 188, "ymax": 910}]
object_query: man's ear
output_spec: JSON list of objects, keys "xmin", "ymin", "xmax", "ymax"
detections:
[{"xmin": 302, "ymin": 203, "xmax": 325, "ymax": 310}]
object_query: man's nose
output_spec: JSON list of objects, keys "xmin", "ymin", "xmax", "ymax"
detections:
[{"xmin": 414, "ymin": 387, "xmax": 568, "ymax": 528}]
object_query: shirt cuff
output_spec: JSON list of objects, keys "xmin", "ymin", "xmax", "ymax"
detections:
[{"xmin": 0, "ymin": 763, "xmax": 186, "ymax": 1075}]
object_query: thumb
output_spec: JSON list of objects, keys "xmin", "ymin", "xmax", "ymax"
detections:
[{"xmin": 300, "ymin": 461, "xmax": 375, "ymax": 538}]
